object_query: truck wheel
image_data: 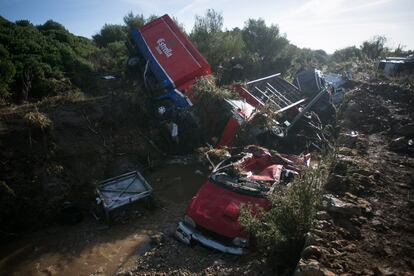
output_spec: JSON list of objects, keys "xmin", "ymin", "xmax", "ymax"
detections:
[
  {"xmin": 155, "ymin": 99, "xmax": 174, "ymax": 118},
  {"xmin": 127, "ymin": 57, "xmax": 140, "ymax": 68}
]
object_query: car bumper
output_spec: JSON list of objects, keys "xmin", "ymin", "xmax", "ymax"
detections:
[{"xmin": 175, "ymin": 222, "xmax": 246, "ymax": 255}]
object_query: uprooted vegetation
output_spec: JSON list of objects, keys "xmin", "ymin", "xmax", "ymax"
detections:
[{"xmin": 191, "ymin": 76, "xmax": 241, "ymax": 142}]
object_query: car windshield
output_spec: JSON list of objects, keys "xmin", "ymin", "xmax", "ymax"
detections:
[
  {"xmin": 209, "ymin": 152, "xmax": 280, "ymax": 197},
  {"xmin": 209, "ymin": 149, "xmax": 305, "ymax": 197},
  {"xmin": 210, "ymin": 172, "xmax": 273, "ymax": 197}
]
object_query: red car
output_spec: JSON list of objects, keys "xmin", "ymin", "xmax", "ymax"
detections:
[{"xmin": 175, "ymin": 146, "xmax": 310, "ymax": 254}]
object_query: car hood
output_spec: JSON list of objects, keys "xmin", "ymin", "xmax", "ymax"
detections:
[{"xmin": 186, "ymin": 180, "xmax": 268, "ymax": 239}]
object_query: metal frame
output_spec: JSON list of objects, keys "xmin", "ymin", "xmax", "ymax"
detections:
[
  {"xmin": 245, "ymin": 73, "xmax": 304, "ymax": 114},
  {"xmin": 96, "ymin": 171, "xmax": 153, "ymax": 219}
]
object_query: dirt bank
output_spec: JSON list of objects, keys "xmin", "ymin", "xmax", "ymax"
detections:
[
  {"xmin": 0, "ymin": 92, "xmax": 169, "ymax": 241},
  {"xmin": 296, "ymin": 79, "xmax": 414, "ymax": 275}
]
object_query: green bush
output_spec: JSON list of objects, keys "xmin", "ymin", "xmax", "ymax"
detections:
[
  {"xmin": 239, "ymin": 158, "xmax": 330, "ymax": 270},
  {"xmin": 0, "ymin": 16, "xmax": 102, "ymax": 104}
]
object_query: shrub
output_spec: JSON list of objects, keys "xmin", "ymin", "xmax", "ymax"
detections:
[
  {"xmin": 192, "ymin": 76, "xmax": 240, "ymax": 140},
  {"xmin": 239, "ymin": 157, "xmax": 330, "ymax": 271}
]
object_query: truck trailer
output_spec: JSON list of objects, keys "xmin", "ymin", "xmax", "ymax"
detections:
[{"xmin": 129, "ymin": 15, "xmax": 212, "ymax": 111}]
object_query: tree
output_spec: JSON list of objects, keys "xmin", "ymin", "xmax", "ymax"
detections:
[
  {"xmin": 37, "ymin": 20, "xmax": 66, "ymax": 32},
  {"xmin": 331, "ymin": 46, "xmax": 362, "ymax": 62},
  {"xmin": 93, "ymin": 24, "xmax": 127, "ymax": 47},
  {"xmin": 0, "ymin": 59, "xmax": 16, "ymax": 102},
  {"xmin": 361, "ymin": 35, "xmax": 387, "ymax": 59},
  {"xmin": 123, "ymin": 12, "xmax": 146, "ymax": 31}
]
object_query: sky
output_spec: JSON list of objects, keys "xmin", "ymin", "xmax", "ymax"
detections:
[{"xmin": 1, "ymin": 0, "xmax": 413, "ymax": 53}]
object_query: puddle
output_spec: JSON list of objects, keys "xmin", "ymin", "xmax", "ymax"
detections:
[
  {"xmin": 145, "ymin": 163, "xmax": 209, "ymax": 204},
  {"xmin": 0, "ymin": 230, "xmax": 151, "ymax": 276},
  {"xmin": 0, "ymin": 161, "xmax": 209, "ymax": 275}
]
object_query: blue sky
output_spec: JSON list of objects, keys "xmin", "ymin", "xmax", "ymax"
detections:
[{"xmin": 1, "ymin": 0, "xmax": 413, "ymax": 53}]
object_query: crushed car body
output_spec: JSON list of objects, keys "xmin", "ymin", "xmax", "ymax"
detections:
[{"xmin": 175, "ymin": 146, "xmax": 310, "ymax": 254}]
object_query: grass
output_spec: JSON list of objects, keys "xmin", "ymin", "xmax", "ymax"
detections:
[{"xmin": 23, "ymin": 109, "xmax": 53, "ymax": 131}]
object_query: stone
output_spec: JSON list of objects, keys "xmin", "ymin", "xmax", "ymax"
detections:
[
  {"xmin": 316, "ymin": 211, "xmax": 331, "ymax": 220},
  {"xmin": 150, "ymin": 233, "xmax": 165, "ymax": 245},
  {"xmin": 325, "ymin": 174, "xmax": 349, "ymax": 195},
  {"xmin": 372, "ymin": 266, "xmax": 394, "ymax": 276},
  {"xmin": 323, "ymin": 194, "xmax": 363, "ymax": 216},
  {"xmin": 213, "ymin": 259, "xmax": 226, "ymax": 266},
  {"xmin": 343, "ymin": 243, "xmax": 357, "ymax": 252},
  {"xmin": 301, "ymin": 245, "xmax": 324, "ymax": 260},
  {"xmin": 294, "ymin": 259, "xmax": 336, "ymax": 276},
  {"xmin": 305, "ymin": 232, "xmax": 324, "ymax": 247},
  {"xmin": 315, "ymin": 220, "xmax": 332, "ymax": 230}
]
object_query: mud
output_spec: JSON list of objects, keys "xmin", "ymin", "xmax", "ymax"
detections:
[{"xmin": 0, "ymin": 162, "xmax": 208, "ymax": 276}]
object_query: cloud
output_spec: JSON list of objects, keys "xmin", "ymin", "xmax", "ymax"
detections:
[
  {"xmin": 279, "ymin": 0, "xmax": 394, "ymax": 23},
  {"xmin": 176, "ymin": 0, "xmax": 210, "ymax": 15}
]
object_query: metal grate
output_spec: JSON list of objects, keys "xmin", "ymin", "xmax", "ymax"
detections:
[{"xmin": 245, "ymin": 73, "xmax": 305, "ymax": 114}]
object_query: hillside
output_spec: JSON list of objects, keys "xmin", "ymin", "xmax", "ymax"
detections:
[{"xmin": 0, "ymin": 16, "xmax": 126, "ymax": 105}]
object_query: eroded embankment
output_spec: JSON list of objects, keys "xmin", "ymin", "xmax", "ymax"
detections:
[
  {"xmin": 296, "ymin": 80, "xmax": 414, "ymax": 275},
  {"xmin": 0, "ymin": 94, "xmax": 170, "ymax": 241}
]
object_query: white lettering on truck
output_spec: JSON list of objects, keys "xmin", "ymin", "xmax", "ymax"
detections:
[{"xmin": 155, "ymin": 38, "xmax": 173, "ymax": 58}]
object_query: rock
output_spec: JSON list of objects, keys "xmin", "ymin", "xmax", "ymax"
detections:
[
  {"xmin": 338, "ymin": 147, "xmax": 358, "ymax": 156},
  {"xmin": 304, "ymin": 232, "xmax": 323, "ymax": 247},
  {"xmin": 213, "ymin": 259, "xmax": 226, "ymax": 266},
  {"xmin": 316, "ymin": 211, "xmax": 331, "ymax": 220},
  {"xmin": 315, "ymin": 220, "xmax": 332, "ymax": 230},
  {"xmin": 372, "ymin": 266, "xmax": 394, "ymax": 275},
  {"xmin": 362, "ymin": 269, "xmax": 375, "ymax": 275},
  {"xmin": 294, "ymin": 259, "xmax": 336, "ymax": 276},
  {"xmin": 301, "ymin": 245, "xmax": 324, "ymax": 260},
  {"xmin": 343, "ymin": 243, "xmax": 357, "ymax": 252},
  {"xmin": 389, "ymin": 137, "xmax": 413, "ymax": 153},
  {"xmin": 150, "ymin": 233, "xmax": 165, "ymax": 246},
  {"xmin": 323, "ymin": 194, "xmax": 363, "ymax": 216},
  {"xmin": 325, "ymin": 174, "xmax": 349, "ymax": 195}
]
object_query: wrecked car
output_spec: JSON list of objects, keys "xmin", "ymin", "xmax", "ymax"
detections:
[{"xmin": 175, "ymin": 146, "xmax": 310, "ymax": 254}]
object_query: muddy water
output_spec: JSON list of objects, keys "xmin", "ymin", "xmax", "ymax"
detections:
[
  {"xmin": 145, "ymin": 163, "xmax": 209, "ymax": 204},
  {"xmin": 0, "ymin": 162, "xmax": 208, "ymax": 275},
  {"xmin": 0, "ymin": 231, "xmax": 151, "ymax": 276}
]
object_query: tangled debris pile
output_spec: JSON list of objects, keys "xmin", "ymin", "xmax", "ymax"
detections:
[{"xmin": 295, "ymin": 79, "xmax": 414, "ymax": 275}]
